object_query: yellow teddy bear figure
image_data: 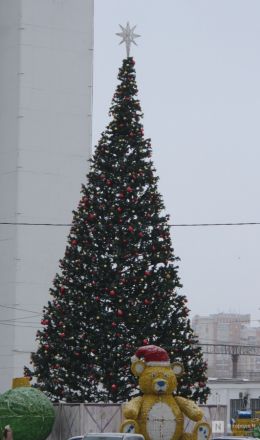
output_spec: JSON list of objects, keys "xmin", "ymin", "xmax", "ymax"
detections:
[{"xmin": 120, "ymin": 345, "xmax": 211, "ymax": 440}]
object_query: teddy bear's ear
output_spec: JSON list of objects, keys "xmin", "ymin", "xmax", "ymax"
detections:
[
  {"xmin": 171, "ymin": 362, "xmax": 184, "ymax": 377},
  {"xmin": 131, "ymin": 360, "xmax": 146, "ymax": 377}
]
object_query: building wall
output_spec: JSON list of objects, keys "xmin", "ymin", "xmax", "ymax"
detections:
[
  {"xmin": 0, "ymin": 0, "xmax": 94, "ymax": 393},
  {"xmin": 239, "ymin": 326, "xmax": 260, "ymax": 379},
  {"xmin": 0, "ymin": 0, "xmax": 21, "ymax": 394}
]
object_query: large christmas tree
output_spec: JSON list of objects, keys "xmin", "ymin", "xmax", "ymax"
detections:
[{"xmin": 25, "ymin": 52, "xmax": 209, "ymax": 403}]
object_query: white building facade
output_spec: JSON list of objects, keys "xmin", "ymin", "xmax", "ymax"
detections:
[
  {"xmin": 0, "ymin": 0, "xmax": 94, "ymax": 393},
  {"xmin": 207, "ymin": 378, "xmax": 260, "ymax": 431}
]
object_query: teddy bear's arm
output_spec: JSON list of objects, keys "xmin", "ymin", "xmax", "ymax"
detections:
[
  {"xmin": 175, "ymin": 396, "xmax": 204, "ymax": 421},
  {"xmin": 123, "ymin": 396, "xmax": 143, "ymax": 420}
]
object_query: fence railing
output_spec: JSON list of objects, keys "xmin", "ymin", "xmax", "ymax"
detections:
[
  {"xmin": 47, "ymin": 403, "xmax": 123, "ymax": 440},
  {"xmin": 47, "ymin": 403, "xmax": 227, "ymax": 440}
]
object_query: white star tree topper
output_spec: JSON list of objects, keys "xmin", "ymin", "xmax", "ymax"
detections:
[{"xmin": 116, "ymin": 22, "xmax": 140, "ymax": 57}]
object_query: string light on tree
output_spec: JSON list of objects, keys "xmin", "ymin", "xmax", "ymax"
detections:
[{"xmin": 25, "ymin": 25, "xmax": 209, "ymax": 404}]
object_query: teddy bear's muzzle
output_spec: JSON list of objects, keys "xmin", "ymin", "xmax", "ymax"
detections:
[{"xmin": 153, "ymin": 378, "xmax": 168, "ymax": 393}]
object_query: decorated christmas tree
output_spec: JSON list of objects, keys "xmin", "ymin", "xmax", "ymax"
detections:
[{"xmin": 25, "ymin": 25, "xmax": 209, "ymax": 404}]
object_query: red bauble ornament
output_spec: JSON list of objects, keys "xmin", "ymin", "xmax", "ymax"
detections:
[
  {"xmin": 88, "ymin": 213, "xmax": 95, "ymax": 221},
  {"xmin": 116, "ymin": 309, "xmax": 124, "ymax": 317},
  {"xmin": 199, "ymin": 382, "xmax": 205, "ymax": 388},
  {"xmin": 128, "ymin": 226, "xmax": 134, "ymax": 233},
  {"xmin": 106, "ymin": 179, "xmax": 112, "ymax": 186},
  {"xmin": 111, "ymin": 384, "xmax": 117, "ymax": 391},
  {"xmin": 144, "ymin": 270, "xmax": 151, "ymax": 276},
  {"xmin": 71, "ymin": 239, "xmax": 77, "ymax": 246},
  {"xmin": 60, "ymin": 286, "xmax": 65, "ymax": 294},
  {"xmin": 117, "ymin": 207, "xmax": 122, "ymax": 213},
  {"xmin": 111, "ymin": 322, "xmax": 117, "ymax": 328},
  {"xmin": 144, "ymin": 299, "xmax": 150, "ymax": 305},
  {"xmin": 109, "ymin": 290, "xmax": 116, "ymax": 297},
  {"xmin": 95, "ymin": 296, "xmax": 100, "ymax": 301},
  {"xmin": 60, "ymin": 332, "xmax": 65, "ymax": 338},
  {"xmin": 126, "ymin": 186, "xmax": 133, "ymax": 193},
  {"xmin": 138, "ymin": 232, "xmax": 144, "ymax": 238},
  {"xmin": 119, "ymin": 193, "xmax": 124, "ymax": 199},
  {"xmin": 143, "ymin": 339, "xmax": 149, "ymax": 345},
  {"xmin": 44, "ymin": 344, "xmax": 49, "ymax": 350}
]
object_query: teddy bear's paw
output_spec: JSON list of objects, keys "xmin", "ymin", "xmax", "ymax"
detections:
[
  {"xmin": 120, "ymin": 420, "xmax": 139, "ymax": 434},
  {"xmin": 192, "ymin": 422, "xmax": 211, "ymax": 440}
]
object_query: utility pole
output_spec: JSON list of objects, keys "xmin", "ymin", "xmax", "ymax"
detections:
[{"xmin": 232, "ymin": 354, "xmax": 239, "ymax": 378}]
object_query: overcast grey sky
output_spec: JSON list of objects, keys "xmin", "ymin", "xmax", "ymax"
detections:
[{"xmin": 93, "ymin": 0, "xmax": 260, "ymax": 324}]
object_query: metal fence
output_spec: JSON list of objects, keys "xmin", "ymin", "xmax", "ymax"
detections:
[
  {"xmin": 250, "ymin": 399, "xmax": 260, "ymax": 418},
  {"xmin": 230, "ymin": 399, "xmax": 245, "ymax": 420},
  {"xmin": 47, "ymin": 403, "xmax": 123, "ymax": 440},
  {"xmin": 230, "ymin": 398, "xmax": 260, "ymax": 419},
  {"xmin": 47, "ymin": 403, "xmax": 226, "ymax": 440}
]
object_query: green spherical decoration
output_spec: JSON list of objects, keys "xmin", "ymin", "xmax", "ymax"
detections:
[{"xmin": 0, "ymin": 387, "xmax": 55, "ymax": 440}]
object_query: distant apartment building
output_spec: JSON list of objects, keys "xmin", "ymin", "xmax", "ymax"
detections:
[{"xmin": 192, "ymin": 313, "xmax": 260, "ymax": 379}]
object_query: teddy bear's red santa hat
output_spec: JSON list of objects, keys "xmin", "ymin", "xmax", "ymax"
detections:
[{"xmin": 131, "ymin": 345, "xmax": 170, "ymax": 366}]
